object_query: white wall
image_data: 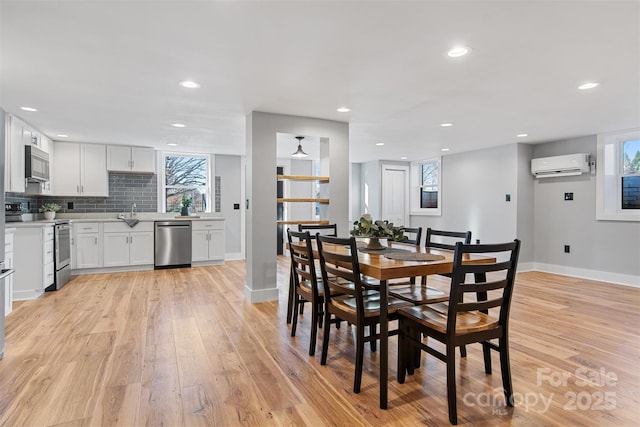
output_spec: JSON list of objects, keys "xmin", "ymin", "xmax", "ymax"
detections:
[
  {"xmin": 215, "ymin": 155, "xmax": 243, "ymax": 257},
  {"xmin": 533, "ymin": 135, "xmax": 640, "ymax": 283}
]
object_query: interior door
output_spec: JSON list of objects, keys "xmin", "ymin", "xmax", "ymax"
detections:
[{"xmin": 381, "ymin": 164, "xmax": 409, "ymax": 226}]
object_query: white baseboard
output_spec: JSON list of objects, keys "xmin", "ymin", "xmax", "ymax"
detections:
[
  {"xmin": 531, "ymin": 262, "xmax": 640, "ymax": 288},
  {"xmin": 225, "ymin": 252, "xmax": 244, "ymax": 261},
  {"xmin": 518, "ymin": 262, "xmax": 536, "ymax": 272},
  {"xmin": 13, "ymin": 289, "xmax": 45, "ymax": 301},
  {"xmin": 243, "ymin": 285, "xmax": 279, "ymax": 303}
]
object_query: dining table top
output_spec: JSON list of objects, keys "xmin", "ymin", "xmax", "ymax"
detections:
[{"xmin": 295, "ymin": 238, "xmax": 496, "ymax": 280}]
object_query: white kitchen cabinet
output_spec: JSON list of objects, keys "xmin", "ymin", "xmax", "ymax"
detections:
[
  {"xmin": 73, "ymin": 222, "xmax": 103, "ymax": 269},
  {"xmin": 107, "ymin": 145, "xmax": 155, "ymax": 173},
  {"xmin": 52, "ymin": 142, "xmax": 108, "ymax": 196},
  {"xmin": 6, "ymin": 114, "xmax": 26, "ymax": 192},
  {"xmin": 4, "ymin": 229, "xmax": 14, "ymax": 316},
  {"xmin": 191, "ymin": 220, "xmax": 225, "ymax": 263},
  {"xmin": 12, "ymin": 224, "xmax": 54, "ymax": 300},
  {"xmin": 103, "ymin": 222, "xmax": 154, "ymax": 267}
]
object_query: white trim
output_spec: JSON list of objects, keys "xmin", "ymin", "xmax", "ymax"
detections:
[
  {"xmin": 532, "ymin": 262, "xmax": 640, "ymax": 288},
  {"xmin": 240, "ymin": 156, "xmax": 246, "ymax": 259},
  {"xmin": 12, "ymin": 289, "xmax": 45, "ymax": 301},
  {"xmin": 225, "ymin": 252, "xmax": 244, "ymax": 261},
  {"xmin": 409, "ymin": 157, "xmax": 442, "ymax": 216},
  {"xmin": 243, "ymin": 285, "xmax": 279, "ymax": 303},
  {"xmin": 517, "ymin": 262, "xmax": 536, "ymax": 272},
  {"xmin": 596, "ymin": 128, "xmax": 640, "ymax": 221}
]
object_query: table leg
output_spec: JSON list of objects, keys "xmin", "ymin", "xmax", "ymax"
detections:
[{"xmin": 380, "ymin": 279, "xmax": 388, "ymax": 409}]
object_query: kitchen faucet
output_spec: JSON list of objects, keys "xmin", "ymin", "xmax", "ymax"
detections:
[{"xmin": 131, "ymin": 202, "xmax": 137, "ymax": 218}]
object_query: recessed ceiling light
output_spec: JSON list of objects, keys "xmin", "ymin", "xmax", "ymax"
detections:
[
  {"xmin": 441, "ymin": 148, "xmax": 450, "ymax": 152},
  {"xmin": 57, "ymin": 134, "xmax": 69, "ymax": 138},
  {"xmin": 400, "ymin": 156, "xmax": 408, "ymax": 160},
  {"xmin": 376, "ymin": 142, "xmax": 385, "ymax": 146},
  {"xmin": 440, "ymin": 122, "xmax": 453, "ymax": 127},
  {"xmin": 517, "ymin": 133, "xmax": 528, "ymax": 138},
  {"xmin": 337, "ymin": 107, "xmax": 351, "ymax": 113},
  {"xmin": 172, "ymin": 123, "xmax": 186, "ymax": 128},
  {"xmin": 179, "ymin": 80, "xmax": 200, "ymax": 89},
  {"xmin": 20, "ymin": 106, "xmax": 37, "ymax": 112},
  {"xmin": 578, "ymin": 82, "xmax": 599, "ymax": 90},
  {"xmin": 447, "ymin": 46, "xmax": 470, "ymax": 57},
  {"xmin": 167, "ymin": 143, "xmax": 178, "ymax": 146}
]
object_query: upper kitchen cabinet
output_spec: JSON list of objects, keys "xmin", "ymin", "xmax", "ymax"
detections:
[
  {"xmin": 107, "ymin": 145, "xmax": 155, "ymax": 173},
  {"xmin": 52, "ymin": 142, "xmax": 108, "ymax": 197},
  {"xmin": 4, "ymin": 114, "xmax": 54, "ymax": 193}
]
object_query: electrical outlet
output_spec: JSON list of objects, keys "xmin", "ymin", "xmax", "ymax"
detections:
[
  {"xmin": 564, "ymin": 245, "xmax": 570, "ymax": 253},
  {"xmin": 67, "ymin": 202, "xmax": 74, "ymax": 210},
  {"xmin": 505, "ymin": 194, "xmax": 511, "ymax": 202},
  {"xmin": 564, "ymin": 192, "xmax": 573, "ymax": 201},
  {"xmin": 234, "ymin": 203, "xmax": 240, "ymax": 210}
]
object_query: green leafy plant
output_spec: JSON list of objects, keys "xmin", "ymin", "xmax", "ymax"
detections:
[
  {"xmin": 350, "ymin": 214, "xmax": 408, "ymax": 241},
  {"xmin": 181, "ymin": 195, "xmax": 192, "ymax": 207},
  {"xmin": 39, "ymin": 203, "xmax": 61, "ymax": 213}
]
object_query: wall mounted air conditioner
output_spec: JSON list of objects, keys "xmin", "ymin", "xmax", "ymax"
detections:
[{"xmin": 531, "ymin": 153, "xmax": 590, "ymax": 178}]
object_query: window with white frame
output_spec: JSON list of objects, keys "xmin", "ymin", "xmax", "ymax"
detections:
[
  {"xmin": 163, "ymin": 153, "xmax": 211, "ymax": 213},
  {"xmin": 596, "ymin": 129, "xmax": 640, "ymax": 220},
  {"xmin": 410, "ymin": 158, "xmax": 441, "ymax": 215}
]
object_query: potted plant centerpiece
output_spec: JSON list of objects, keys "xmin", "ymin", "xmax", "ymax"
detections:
[
  {"xmin": 181, "ymin": 195, "xmax": 192, "ymax": 217},
  {"xmin": 350, "ymin": 213, "xmax": 407, "ymax": 250},
  {"xmin": 40, "ymin": 203, "xmax": 61, "ymax": 220}
]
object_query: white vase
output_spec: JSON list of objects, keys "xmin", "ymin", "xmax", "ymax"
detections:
[{"xmin": 44, "ymin": 211, "xmax": 56, "ymax": 220}]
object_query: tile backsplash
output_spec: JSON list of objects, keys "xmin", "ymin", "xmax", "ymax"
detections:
[{"xmin": 6, "ymin": 173, "xmax": 157, "ymax": 213}]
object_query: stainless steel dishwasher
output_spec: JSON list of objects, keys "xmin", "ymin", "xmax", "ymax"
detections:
[{"xmin": 154, "ymin": 220, "xmax": 192, "ymax": 268}]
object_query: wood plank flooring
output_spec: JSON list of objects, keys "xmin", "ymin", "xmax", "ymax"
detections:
[{"xmin": 0, "ymin": 260, "xmax": 638, "ymax": 426}]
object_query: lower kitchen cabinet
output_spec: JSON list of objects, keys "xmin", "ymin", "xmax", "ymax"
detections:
[
  {"xmin": 73, "ymin": 222, "xmax": 103, "ymax": 269},
  {"xmin": 192, "ymin": 220, "xmax": 225, "ymax": 263},
  {"xmin": 12, "ymin": 224, "xmax": 54, "ymax": 300},
  {"xmin": 103, "ymin": 222, "xmax": 154, "ymax": 267}
]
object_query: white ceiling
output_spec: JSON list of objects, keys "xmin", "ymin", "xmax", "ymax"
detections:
[{"xmin": 1, "ymin": 1, "xmax": 638, "ymax": 163}]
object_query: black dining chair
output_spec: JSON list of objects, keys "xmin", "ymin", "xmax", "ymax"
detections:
[
  {"xmin": 397, "ymin": 239, "xmax": 521, "ymax": 425},
  {"xmin": 402, "ymin": 226, "xmax": 422, "ymax": 246},
  {"xmin": 316, "ymin": 235, "xmax": 412, "ymax": 393},
  {"xmin": 287, "ymin": 229, "xmax": 324, "ymax": 356}
]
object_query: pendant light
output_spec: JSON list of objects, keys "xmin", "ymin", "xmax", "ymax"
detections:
[{"xmin": 291, "ymin": 136, "xmax": 308, "ymax": 158}]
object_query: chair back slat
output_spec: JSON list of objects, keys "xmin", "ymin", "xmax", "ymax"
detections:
[
  {"xmin": 458, "ymin": 261, "xmax": 513, "ymax": 275},
  {"xmin": 458, "ymin": 299, "xmax": 503, "ymax": 313},
  {"xmin": 299, "ymin": 223, "xmax": 338, "ymax": 238},
  {"xmin": 447, "ymin": 240, "xmax": 520, "ymax": 334},
  {"xmin": 459, "ymin": 279, "xmax": 508, "ymax": 294},
  {"xmin": 425, "ymin": 228, "xmax": 472, "ymax": 251},
  {"xmin": 317, "ymin": 235, "xmax": 367, "ymax": 318}
]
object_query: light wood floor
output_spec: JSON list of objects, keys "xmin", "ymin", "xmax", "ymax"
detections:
[{"xmin": 1, "ymin": 259, "xmax": 638, "ymax": 426}]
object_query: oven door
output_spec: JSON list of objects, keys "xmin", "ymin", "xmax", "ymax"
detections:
[{"xmin": 55, "ymin": 224, "xmax": 71, "ymax": 268}]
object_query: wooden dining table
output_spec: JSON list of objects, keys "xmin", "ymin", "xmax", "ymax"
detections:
[{"xmin": 286, "ymin": 237, "xmax": 496, "ymax": 409}]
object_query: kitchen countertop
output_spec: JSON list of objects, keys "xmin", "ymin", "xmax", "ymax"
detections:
[{"xmin": 4, "ymin": 213, "xmax": 225, "ymax": 227}]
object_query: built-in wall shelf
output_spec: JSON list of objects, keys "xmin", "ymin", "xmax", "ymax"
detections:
[
  {"xmin": 277, "ymin": 174, "xmax": 330, "ymax": 182},
  {"xmin": 277, "ymin": 220, "xmax": 330, "ymax": 225},
  {"xmin": 277, "ymin": 198, "xmax": 329, "ymax": 204}
]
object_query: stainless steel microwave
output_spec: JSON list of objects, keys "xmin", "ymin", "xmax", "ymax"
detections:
[{"xmin": 25, "ymin": 145, "xmax": 50, "ymax": 182}]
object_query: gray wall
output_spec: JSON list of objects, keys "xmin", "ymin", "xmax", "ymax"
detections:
[
  {"xmin": 360, "ymin": 160, "xmax": 381, "ymax": 219},
  {"xmin": 516, "ymin": 144, "xmax": 535, "ymax": 263},
  {"xmin": 215, "ymin": 155, "xmax": 242, "ymax": 255},
  {"xmin": 411, "ymin": 144, "xmax": 520, "ymax": 246},
  {"xmin": 533, "ymin": 135, "xmax": 640, "ymax": 277},
  {"xmin": 246, "ymin": 112, "xmax": 349, "ymax": 303}
]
